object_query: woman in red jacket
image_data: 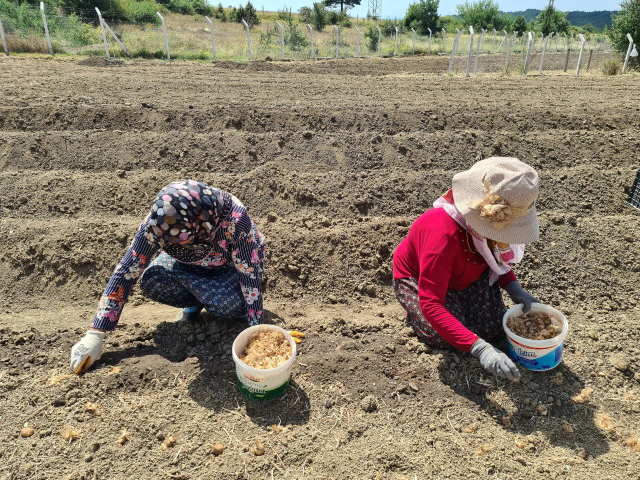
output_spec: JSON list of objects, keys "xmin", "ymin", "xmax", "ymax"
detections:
[{"xmin": 393, "ymin": 157, "xmax": 540, "ymax": 381}]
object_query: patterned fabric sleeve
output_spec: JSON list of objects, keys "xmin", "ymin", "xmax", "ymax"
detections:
[
  {"xmin": 92, "ymin": 219, "xmax": 160, "ymax": 331},
  {"xmin": 228, "ymin": 209, "xmax": 266, "ymax": 326}
]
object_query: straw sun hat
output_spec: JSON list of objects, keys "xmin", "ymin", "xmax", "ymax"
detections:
[{"xmin": 452, "ymin": 157, "xmax": 540, "ymax": 244}]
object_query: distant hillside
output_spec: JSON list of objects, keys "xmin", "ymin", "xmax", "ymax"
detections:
[{"xmin": 503, "ymin": 9, "xmax": 617, "ymax": 30}]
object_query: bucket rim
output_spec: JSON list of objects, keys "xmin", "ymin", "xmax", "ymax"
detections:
[
  {"xmin": 232, "ymin": 324, "xmax": 297, "ymax": 376},
  {"xmin": 502, "ymin": 302, "xmax": 569, "ymax": 348}
]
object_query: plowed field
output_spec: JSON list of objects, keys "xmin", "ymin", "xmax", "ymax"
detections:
[{"xmin": 1, "ymin": 56, "xmax": 639, "ymax": 480}]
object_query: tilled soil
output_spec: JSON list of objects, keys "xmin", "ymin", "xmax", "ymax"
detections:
[{"xmin": 0, "ymin": 56, "xmax": 639, "ymax": 480}]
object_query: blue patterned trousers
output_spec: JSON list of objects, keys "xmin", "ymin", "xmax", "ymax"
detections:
[{"xmin": 140, "ymin": 253, "xmax": 245, "ymax": 318}]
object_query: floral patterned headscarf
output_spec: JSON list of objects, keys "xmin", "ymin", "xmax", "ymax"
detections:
[{"xmin": 144, "ymin": 180, "xmax": 228, "ymax": 262}]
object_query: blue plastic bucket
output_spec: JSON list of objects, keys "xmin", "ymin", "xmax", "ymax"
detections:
[{"xmin": 502, "ymin": 303, "xmax": 569, "ymax": 371}]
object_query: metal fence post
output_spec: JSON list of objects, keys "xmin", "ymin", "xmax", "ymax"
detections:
[
  {"xmin": 411, "ymin": 28, "xmax": 415, "ymax": 55},
  {"xmin": 539, "ymin": 33, "xmax": 549, "ymax": 74},
  {"xmin": 555, "ymin": 33, "xmax": 559, "ymax": 52},
  {"xmin": 466, "ymin": 26, "xmax": 474, "ymax": 77},
  {"xmin": 564, "ymin": 44, "xmax": 571, "ymax": 72},
  {"xmin": 524, "ymin": 32, "xmax": 533, "ymax": 75},
  {"xmin": 0, "ymin": 18, "xmax": 7, "ymax": 55},
  {"xmin": 156, "ymin": 12, "xmax": 170, "ymax": 60},
  {"xmin": 204, "ymin": 16, "xmax": 217, "ymax": 61},
  {"xmin": 100, "ymin": 15, "xmax": 130, "ymax": 57},
  {"xmin": 334, "ymin": 25, "xmax": 339, "ymax": 58},
  {"xmin": 355, "ymin": 25, "xmax": 360, "ymax": 57},
  {"xmin": 377, "ymin": 26, "xmax": 381, "ymax": 56},
  {"xmin": 505, "ymin": 32, "xmax": 513, "ymax": 70},
  {"xmin": 473, "ymin": 29, "xmax": 482, "ymax": 74},
  {"xmin": 241, "ymin": 19, "xmax": 252, "ymax": 60},
  {"xmin": 442, "ymin": 29, "xmax": 446, "ymax": 53},
  {"xmin": 623, "ymin": 33, "xmax": 635, "ymax": 73},
  {"xmin": 95, "ymin": 8, "xmax": 109, "ymax": 59},
  {"xmin": 40, "ymin": 2, "xmax": 53, "ymax": 56},
  {"xmin": 492, "ymin": 28, "xmax": 496, "ymax": 52},
  {"xmin": 306, "ymin": 24, "xmax": 314, "ymax": 59},
  {"xmin": 576, "ymin": 33, "xmax": 586, "ymax": 75},
  {"xmin": 586, "ymin": 48, "xmax": 593, "ymax": 71},
  {"xmin": 276, "ymin": 22, "xmax": 285, "ymax": 60},
  {"xmin": 428, "ymin": 28, "xmax": 432, "ymax": 54},
  {"xmin": 448, "ymin": 30, "xmax": 459, "ymax": 73},
  {"xmin": 394, "ymin": 26, "xmax": 398, "ymax": 56}
]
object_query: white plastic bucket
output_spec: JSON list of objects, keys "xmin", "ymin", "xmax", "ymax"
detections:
[
  {"xmin": 502, "ymin": 303, "xmax": 569, "ymax": 371},
  {"xmin": 232, "ymin": 325, "xmax": 297, "ymax": 401}
]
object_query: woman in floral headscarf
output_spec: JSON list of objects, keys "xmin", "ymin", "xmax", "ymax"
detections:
[
  {"xmin": 393, "ymin": 158, "xmax": 541, "ymax": 382},
  {"xmin": 70, "ymin": 180, "xmax": 266, "ymax": 374}
]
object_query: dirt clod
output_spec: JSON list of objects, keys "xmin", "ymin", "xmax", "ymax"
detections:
[
  {"xmin": 360, "ymin": 395, "xmax": 378, "ymax": 413},
  {"xmin": 20, "ymin": 426, "xmax": 35, "ymax": 438}
]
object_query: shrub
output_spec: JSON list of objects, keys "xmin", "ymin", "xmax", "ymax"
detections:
[
  {"xmin": 404, "ymin": 0, "xmax": 439, "ymax": 35},
  {"xmin": 298, "ymin": 6, "xmax": 312, "ymax": 24},
  {"xmin": 364, "ymin": 24, "xmax": 378, "ymax": 51},
  {"xmin": 309, "ymin": 2, "xmax": 327, "ymax": 31},
  {"xmin": 602, "ymin": 58, "xmax": 622, "ymax": 75},
  {"xmin": 609, "ymin": 0, "xmax": 640, "ymax": 53}
]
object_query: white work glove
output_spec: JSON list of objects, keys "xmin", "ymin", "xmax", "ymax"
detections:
[
  {"xmin": 70, "ymin": 330, "xmax": 105, "ymax": 375},
  {"xmin": 471, "ymin": 339, "xmax": 521, "ymax": 381}
]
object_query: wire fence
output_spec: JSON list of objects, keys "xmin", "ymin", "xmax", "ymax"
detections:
[{"xmin": 0, "ymin": 4, "xmax": 635, "ymax": 76}]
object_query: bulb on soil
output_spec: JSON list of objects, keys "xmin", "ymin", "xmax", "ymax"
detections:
[
  {"xmin": 45, "ymin": 373, "xmax": 68, "ymax": 387},
  {"xmin": 117, "ymin": 430, "xmax": 130, "ymax": 445},
  {"xmin": 572, "ymin": 387, "xmax": 593, "ymax": 404},
  {"xmin": 210, "ymin": 443, "xmax": 224, "ymax": 456},
  {"xmin": 20, "ymin": 425, "xmax": 35, "ymax": 438},
  {"xmin": 501, "ymin": 415, "xmax": 512, "ymax": 425},
  {"xmin": 515, "ymin": 439, "xmax": 527, "ymax": 449},
  {"xmin": 61, "ymin": 426, "xmax": 80, "ymax": 443},
  {"xmin": 624, "ymin": 436, "xmax": 640, "ymax": 452},
  {"xmin": 596, "ymin": 413, "xmax": 615, "ymax": 432},
  {"xmin": 562, "ymin": 421, "xmax": 574, "ymax": 433},
  {"xmin": 476, "ymin": 444, "xmax": 493, "ymax": 455},
  {"xmin": 253, "ymin": 439, "xmax": 265, "ymax": 456},
  {"xmin": 85, "ymin": 402, "xmax": 101, "ymax": 416},
  {"xmin": 162, "ymin": 435, "xmax": 176, "ymax": 449},
  {"xmin": 463, "ymin": 424, "xmax": 477, "ymax": 434}
]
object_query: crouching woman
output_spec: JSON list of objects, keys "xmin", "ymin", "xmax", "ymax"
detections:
[
  {"xmin": 70, "ymin": 180, "xmax": 266, "ymax": 374},
  {"xmin": 393, "ymin": 158, "xmax": 541, "ymax": 381}
]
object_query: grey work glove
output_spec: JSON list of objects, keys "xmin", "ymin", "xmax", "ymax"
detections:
[
  {"xmin": 471, "ymin": 339, "xmax": 521, "ymax": 381},
  {"xmin": 504, "ymin": 281, "xmax": 540, "ymax": 313},
  {"xmin": 70, "ymin": 330, "xmax": 105, "ymax": 375}
]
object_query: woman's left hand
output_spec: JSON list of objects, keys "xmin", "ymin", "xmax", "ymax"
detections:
[{"xmin": 504, "ymin": 281, "xmax": 540, "ymax": 313}]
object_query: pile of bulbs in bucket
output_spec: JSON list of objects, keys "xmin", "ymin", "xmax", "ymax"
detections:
[
  {"xmin": 507, "ymin": 311, "xmax": 562, "ymax": 340},
  {"xmin": 240, "ymin": 331, "xmax": 292, "ymax": 369}
]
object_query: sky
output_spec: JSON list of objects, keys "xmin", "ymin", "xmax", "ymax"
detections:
[{"xmin": 247, "ymin": 1, "xmax": 621, "ymax": 20}]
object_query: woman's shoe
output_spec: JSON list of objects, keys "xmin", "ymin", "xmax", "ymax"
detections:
[{"xmin": 175, "ymin": 304, "xmax": 204, "ymax": 322}]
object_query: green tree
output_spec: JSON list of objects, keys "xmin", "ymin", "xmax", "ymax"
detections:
[
  {"xmin": 511, "ymin": 15, "xmax": 528, "ymax": 33},
  {"xmin": 609, "ymin": 0, "xmax": 640, "ymax": 53},
  {"xmin": 536, "ymin": 4, "xmax": 570, "ymax": 36},
  {"xmin": 456, "ymin": 0, "xmax": 507, "ymax": 29},
  {"xmin": 244, "ymin": 1, "xmax": 260, "ymax": 26},
  {"xmin": 309, "ymin": 2, "xmax": 327, "ymax": 31},
  {"xmin": 403, "ymin": 0, "xmax": 439, "ymax": 35},
  {"xmin": 324, "ymin": 0, "xmax": 360, "ymax": 13},
  {"xmin": 298, "ymin": 6, "xmax": 312, "ymax": 23}
]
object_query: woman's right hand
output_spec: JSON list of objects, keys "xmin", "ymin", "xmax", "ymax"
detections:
[
  {"xmin": 70, "ymin": 329, "xmax": 106, "ymax": 375},
  {"xmin": 471, "ymin": 339, "xmax": 521, "ymax": 381}
]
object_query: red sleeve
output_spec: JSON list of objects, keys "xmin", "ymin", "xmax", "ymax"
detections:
[
  {"xmin": 417, "ymin": 236, "xmax": 479, "ymax": 353},
  {"xmin": 498, "ymin": 269, "xmax": 517, "ymax": 288}
]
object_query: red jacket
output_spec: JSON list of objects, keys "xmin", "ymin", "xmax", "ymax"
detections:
[{"xmin": 393, "ymin": 208, "xmax": 516, "ymax": 351}]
